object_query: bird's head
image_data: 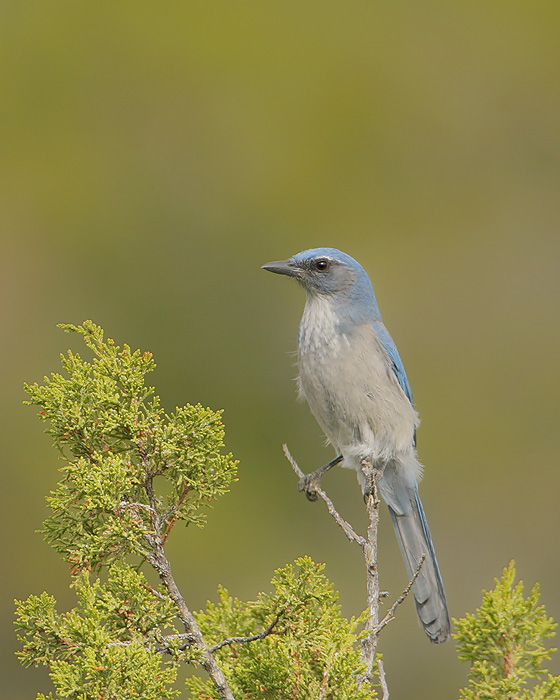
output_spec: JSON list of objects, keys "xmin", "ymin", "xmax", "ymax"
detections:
[{"xmin": 262, "ymin": 247, "xmax": 376, "ymax": 302}]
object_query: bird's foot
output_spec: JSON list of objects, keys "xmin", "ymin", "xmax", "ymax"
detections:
[
  {"xmin": 297, "ymin": 454, "xmax": 343, "ymax": 501},
  {"xmin": 297, "ymin": 472, "xmax": 322, "ymax": 501},
  {"xmin": 360, "ymin": 458, "xmax": 383, "ymax": 503},
  {"xmin": 362, "ymin": 480, "xmax": 374, "ymax": 502}
]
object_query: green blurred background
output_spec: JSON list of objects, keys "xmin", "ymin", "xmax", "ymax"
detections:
[{"xmin": 1, "ymin": 1, "xmax": 559, "ymax": 697}]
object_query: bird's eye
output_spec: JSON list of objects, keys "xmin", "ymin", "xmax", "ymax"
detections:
[{"xmin": 314, "ymin": 259, "xmax": 330, "ymax": 272}]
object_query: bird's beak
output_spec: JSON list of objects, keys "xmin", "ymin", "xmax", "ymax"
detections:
[{"xmin": 261, "ymin": 259, "xmax": 298, "ymax": 277}]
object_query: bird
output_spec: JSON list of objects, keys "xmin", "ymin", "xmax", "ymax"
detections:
[{"xmin": 262, "ymin": 247, "xmax": 450, "ymax": 643}]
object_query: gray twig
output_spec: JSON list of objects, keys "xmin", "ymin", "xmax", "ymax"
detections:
[
  {"xmin": 109, "ymin": 632, "xmax": 195, "ymax": 654},
  {"xmin": 374, "ymin": 554, "xmax": 426, "ymax": 638},
  {"xmin": 154, "ymin": 632, "xmax": 196, "ymax": 653},
  {"xmin": 282, "ymin": 444, "xmax": 365, "ymax": 546},
  {"xmin": 110, "ymin": 613, "xmax": 283, "ymax": 658},
  {"xmin": 377, "ymin": 657, "xmax": 389, "ymax": 700},
  {"xmin": 358, "ymin": 456, "xmax": 382, "ymax": 685},
  {"xmin": 144, "ymin": 535, "xmax": 235, "ymax": 700},
  {"xmin": 210, "ymin": 611, "xmax": 283, "ymax": 652}
]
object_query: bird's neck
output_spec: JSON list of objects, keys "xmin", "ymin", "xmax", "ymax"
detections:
[
  {"xmin": 298, "ymin": 295, "xmax": 341, "ymax": 349},
  {"xmin": 299, "ymin": 291, "xmax": 380, "ymax": 341}
]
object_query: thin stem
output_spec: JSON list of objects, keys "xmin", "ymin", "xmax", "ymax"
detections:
[
  {"xmin": 210, "ymin": 611, "xmax": 284, "ymax": 652},
  {"xmin": 161, "ymin": 483, "xmax": 192, "ymax": 543},
  {"xmin": 374, "ymin": 555, "xmax": 426, "ymax": 638},
  {"xmin": 145, "ymin": 536, "xmax": 235, "ymax": 700},
  {"xmin": 358, "ymin": 456, "xmax": 382, "ymax": 685},
  {"xmin": 377, "ymin": 658, "xmax": 389, "ymax": 700},
  {"xmin": 282, "ymin": 445, "xmax": 365, "ymax": 546}
]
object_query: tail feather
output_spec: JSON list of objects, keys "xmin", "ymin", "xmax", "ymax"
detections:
[{"xmin": 388, "ymin": 491, "xmax": 450, "ymax": 643}]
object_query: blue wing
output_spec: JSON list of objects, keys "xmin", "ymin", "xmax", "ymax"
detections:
[{"xmin": 372, "ymin": 321, "xmax": 414, "ymax": 406}]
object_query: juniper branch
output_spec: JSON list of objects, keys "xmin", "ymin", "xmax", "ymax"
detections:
[
  {"xmin": 144, "ymin": 531, "xmax": 235, "ymax": 700},
  {"xmin": 209, "ymin": 611, "xmax": 284, "ymax": 652}
]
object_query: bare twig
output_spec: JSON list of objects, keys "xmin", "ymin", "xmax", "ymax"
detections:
[
  {"xmin": 377, "ymin": 658, "xmax": 389, "ymax": 700},
  {"xmin": 109, "ymin": 632, "xmax": 195, "ymax": 653},
  {"xmin": 153, "ymin": 633, "xmax": 194, "ymax": 653},
  {"xmin": 374, "ymin": 555, "xmax": 426, "ymax": 638},
  {"xmin": 117, "ymin": 500, "xmax": 157, "ymax": 517},
  {"xmin": 210, "ymin": 611, "xmax": 283, "ymax": 652},
  {"xmin": 112, "ymin": 612, "xmax": 284, "ymax": 658},
  {"xmin": 282, "ymin": 444, "xmax": 365, "ymax": 546},
  {"xmin": 358, "ymin": 456, "xmax": 382, "ymax": 685},
  {"xmin": 141, "ymin": 582, "xmax": 168, "ymax": 602}
]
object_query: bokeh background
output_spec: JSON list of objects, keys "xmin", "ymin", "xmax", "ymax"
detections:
[{"xmin": 2, "ymin": 1, "xmax": 559, "ymax": 698}]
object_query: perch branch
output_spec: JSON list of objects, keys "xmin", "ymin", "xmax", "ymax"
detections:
[
  {"xmin": 359, "ymin": 456, "xmax": 382, "ymax": 684},
  {"xmin": 282, "ymin": 445, "xmax": 389, "ymax": 690},
  {"xmin": 282, "ymin": 444, "xmax": 365, "ymax": 546}
]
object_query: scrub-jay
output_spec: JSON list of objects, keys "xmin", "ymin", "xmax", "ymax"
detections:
[{"xmin": 262, "ymin": 247, "xmax": 450, "ymax": 643}]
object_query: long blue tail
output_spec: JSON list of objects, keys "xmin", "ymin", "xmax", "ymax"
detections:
[
  {"xmin": 387, "ymin": 489, "xmax": 450, "ymax": 642},
  {"xmin": 376, "ymin": 460, "xmax": 450, "ymax": 643}
]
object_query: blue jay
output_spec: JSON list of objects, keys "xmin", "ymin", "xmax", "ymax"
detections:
[{"xmin": 262, "ymin": 247, "xmax": 450, "ymax": 643}]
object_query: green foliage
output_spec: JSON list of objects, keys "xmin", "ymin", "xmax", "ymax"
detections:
[
  {"xmin": 18, "ymin": 322, "xmax": 376, "ymax": 700},
  {"xmin": 15, "ymin": 564, "xmax": 180, "ymax": 700},
  {"xmin": 187, "ymin": 556, "xmax": 375, "ymax": 700},
  {"xmin": 24, "ymin": 320, "xmax": 238, "ymax": 570},
  {"xmin": 454, "ymin": 561, "xmax": 560, "ymax": 700},
  {"xmin": 16, "ymin": 322, "xmax": 239, "ymax": 699}
]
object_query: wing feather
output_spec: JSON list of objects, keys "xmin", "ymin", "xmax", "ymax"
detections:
[{"xmin": 372, "ymin": 321, "xmax": 414, "ymax": 406}]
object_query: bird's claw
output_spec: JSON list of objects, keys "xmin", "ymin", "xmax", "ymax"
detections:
[
  {"xmin": 361, "ymin": 464, "xmax": 383, "ymax": 503},
  {"xmin": 297, "ymin": 455, "xmax": 342, "ymax": 501},
  {"xmin": 362, "ymin": 480, "xmax": 374, "ymax": 502},
  {"xmin": 298, "ymin": 474, "xmax": 320, "ymax": 501}
]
